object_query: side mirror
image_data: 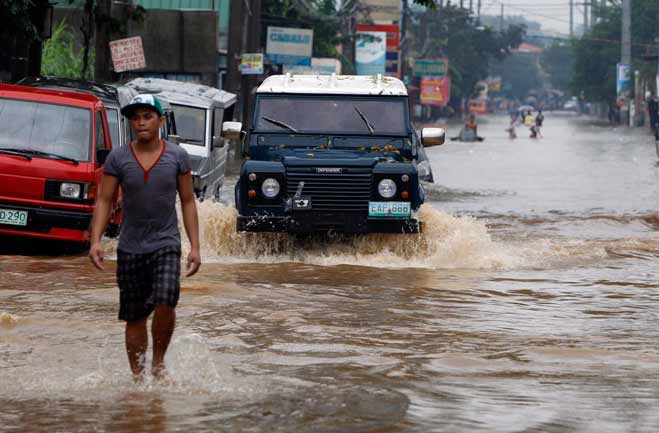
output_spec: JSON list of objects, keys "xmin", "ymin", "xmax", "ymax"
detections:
[
  {"xmin": 421, "ymin": 127, "xmax": 445, "ymax": 147},
  {"xmin": 212, "ymin": 135, "xmax": 225, "ymax": 149},
  {"xmin": 168, "ymin": 134, "xmax": 181, "ymax": 145},
  {"xmin": 96, "ymin": 148, "xmax": 110, "ymax": 165},
  {"xmin": 221, "ymin": 121, "xmax": 242, "ymax": 141}
]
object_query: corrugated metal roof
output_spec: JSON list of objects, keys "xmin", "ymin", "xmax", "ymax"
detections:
[
  {"xmin": 257, "ymin": 74, "xmax": 408, "ymax": 96},
  {"xmin": 126, "ymin": 77, "xmax": 237, "ymax": 108}
]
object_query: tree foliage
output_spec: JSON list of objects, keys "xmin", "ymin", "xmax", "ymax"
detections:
[
  {"xmin": 540, "ymin": 42, "xmax": 574, "ymax": 93},
  {"xmin": 571, "ymin": 0, "xmax": 659, "ymax": 102},
  {"xmin": 0, "ymin": 0, "xmax": 40, "ymax": 42},
  {"xmin": 410, "ymin": 5, "xmax": 525, "ymax": 103},
  {"xmin": 41, "ymin": 19, "xmax": 94, "ymax": 78}
]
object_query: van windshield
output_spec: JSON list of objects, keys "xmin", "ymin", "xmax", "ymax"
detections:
[
  {"xmin": 254, "ymin": 96, "xmax": 409, "ymax": 135},
  {"xmin": 172, "ymin": 104, "xmax": 206, "ymax": 146},
  {"xmin": 0, "ymin": 98, "xmax": 91, "ymax": 161}
]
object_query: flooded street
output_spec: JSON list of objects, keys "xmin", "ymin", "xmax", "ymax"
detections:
[{"xmin": 2, "ymin": 113, "xmax": 659, "ymax": 432}]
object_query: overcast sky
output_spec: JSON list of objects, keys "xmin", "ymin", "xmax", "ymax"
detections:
[{"xmin": 479, "ymin": 0, "xmax": 574, "ymax": 35}]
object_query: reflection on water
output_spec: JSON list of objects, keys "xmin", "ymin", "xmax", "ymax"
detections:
[{"xmin": 1, "ymin": 114, "xmax": 659, "ymax": 432}]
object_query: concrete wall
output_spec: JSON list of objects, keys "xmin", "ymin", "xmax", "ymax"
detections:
[{"xmin": 51, "ymin": 8, "xmax": 218, "ymax": 86}]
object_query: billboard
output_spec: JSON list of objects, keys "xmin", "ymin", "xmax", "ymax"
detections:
[
  {"xmin": 355, "ymin": 31, "xmax": 387, "ymax": 76},
  {"xmin": 359, "ymin": 0, "xmax": 401, "ymax": 22},
  {"xmin": 356, "ymin": 24, "xmax": 400, "ymax": 76},
  {"xmin": 266, "ymin": 27, "xmax": 313, "ymax": 66},
  {"xmin": 109, "ymin": 37, "xmax": 146, "ymax": 73},
  {"xmin": 413, "ymin": 59, "xmax": 448, "ymax": 77},
  {"xmin": 420, "ymin": 76, "xmax": 451, "ymax": 107},
  {"xmin": 616, "ymin": 63, "xmax": 632, "ymax": 102}
]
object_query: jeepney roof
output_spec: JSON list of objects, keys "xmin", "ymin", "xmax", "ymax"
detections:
[
  {"xmin": 257, "ymin": 74, "xmax": 408, "ymax": 96},
  {"xmin": 126, "ymin": 78, "xmax": 237, "ymax": 108}
]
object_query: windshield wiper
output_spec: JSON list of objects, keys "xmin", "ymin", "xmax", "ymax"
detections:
[
  {"xmin": 261, "ymin": 116, "xmax": 298, "ymax": 133},
  {"xmin": 0, "ymin": 148, "xmax": 32, "ymax": 160},
  {"xmin": 17, "ymin": 149, "xmax": 79, "ymax": 165},
  {"xmin": 354, "ymin": 106, "xmax": 375, "ymax": 135}
]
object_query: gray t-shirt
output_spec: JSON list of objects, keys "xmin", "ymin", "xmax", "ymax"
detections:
[{"xmin": 104, "ymin": 140, "xmax": 191, "ymax": 254}]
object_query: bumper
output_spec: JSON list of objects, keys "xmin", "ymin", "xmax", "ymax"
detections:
[
  {"xmin": 237, "ymin": 212, "xmax": 421, "ymax": 234},
  {"xmin": 0, "ymin": 202, "xmax": 92, "ymax": 242}
]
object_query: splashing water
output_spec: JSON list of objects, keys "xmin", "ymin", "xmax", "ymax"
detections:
[{"xmin": 187, "ymin": 202, "xmax": 520, "ymax": 270}]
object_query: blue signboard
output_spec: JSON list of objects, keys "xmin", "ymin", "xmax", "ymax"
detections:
[{"xmin": 266, "ymin": 27, "xmax": 313, "ymax": 66}]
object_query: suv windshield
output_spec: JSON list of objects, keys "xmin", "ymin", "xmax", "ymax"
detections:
[
  {"xmin": 172, "ymin": 103, "xmax": 206, "ymax": 145},
  {"xmin": 255, "ymin": 96, "xmax": 408, "ymax": 135},
  {"xmin": 0, "ymin": 98, "xmax": 91, "ymax": 161}
]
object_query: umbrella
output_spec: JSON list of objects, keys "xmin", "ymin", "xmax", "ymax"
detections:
[{"xmin": 518, "ymin": 105, "xmax": 534, "ymax": 112}]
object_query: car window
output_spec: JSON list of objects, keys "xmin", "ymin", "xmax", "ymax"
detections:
[
  {"xmin": 105, "ymin": 107, "xmax": 120, "ymax": 147},
  {"xmin": 0, "ymin": 97, "xmax": 91, "ymax": 161},
  {"xmin": 171, "ymin": 104, "xmax": 206, "ymax": 146},
  {"xmin": 96, "ymin": 111, "xmax": 107, "ymax": 149},
  {"xmin": 254, "ymin": 96, "xmax": 408, "ymax": 135}
]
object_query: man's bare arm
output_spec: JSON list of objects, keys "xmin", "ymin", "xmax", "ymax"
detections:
[
  {"xmin": 88, "ymin": 174, "xmax": 119, "ymax": 270},
  {"xmin": 178, "ymin": 172, "xmax": 201, "ymax": 277}
]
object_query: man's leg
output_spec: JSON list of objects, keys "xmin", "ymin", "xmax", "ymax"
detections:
[
  {"xmin": 125, "ymin": 318, "xmax": 148, "ymax": 377},
  {"xmin": 151, "ymin": 304, "xmax": 176, "ymax": 377}
]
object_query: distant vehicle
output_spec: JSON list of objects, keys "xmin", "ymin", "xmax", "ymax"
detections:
[
  {"xmin": 563, "ymin": 97, "xmax": 579, "ymax": 112},
  {"xmin": 468, "ymin": 99, "xmax": 488, "ymax": 114},
  {"xmin": 234, "ymin": 74, "xmax": 445, "ymax": 234},
  {"xmin": 126, "ymin": 78, "xmax": 238, "ymax": 201},
  {"xmin": 0, "ymin": 84, "xmax": 119, "ymax": 242},
  {"xmin": 16, "ymin": 76, "xmax": 177, "ymax": 147}
]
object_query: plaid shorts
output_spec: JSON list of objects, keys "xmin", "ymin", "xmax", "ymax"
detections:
[{"xmin": 116, "ymin": 245, "xmax": 181, "ymax": 321}]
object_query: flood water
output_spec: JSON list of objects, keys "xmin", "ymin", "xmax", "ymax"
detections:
[{"xmin": 2, "ymin": 113, "xmax": 659, "ymax": 432}]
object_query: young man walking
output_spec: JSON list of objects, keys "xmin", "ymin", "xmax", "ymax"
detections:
[{"xmin": 89, "ymin": 94, "xmax": 201, "ymax": 379}]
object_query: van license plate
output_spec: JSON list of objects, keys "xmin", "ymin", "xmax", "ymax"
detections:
[
  {"xmin": 368, "ymin": 202, "xmax": 411, "ymax": 218},
  {"xmin": 0, "ymin": 208, "xmax": 28, "ymax": 226}
]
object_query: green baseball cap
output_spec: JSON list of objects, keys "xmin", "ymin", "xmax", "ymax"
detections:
[{"xmin": 121, "ymin": 93, "xmax": 164, "ymax": 117}]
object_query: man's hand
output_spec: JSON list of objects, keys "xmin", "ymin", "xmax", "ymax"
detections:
[
  {"xmin": 89, "ymin": 242, "xmax": 105, "ymax": 270},
  {"xmin": 185, "ymin": 248, "xmax": 201, "ymax": 277}
]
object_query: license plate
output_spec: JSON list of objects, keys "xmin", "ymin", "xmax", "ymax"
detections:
[
  {"xmin": 0, "ymin": 208, "xmax": 28, "ymax": 226},
  {"xmin": 368, "ymin": 201, "xmax": 411, "ymax": 218}
]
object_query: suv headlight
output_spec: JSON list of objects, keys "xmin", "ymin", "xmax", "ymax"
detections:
[
  {"xmin": 378, "ymin": 178, "xmax": 397, "ymax": 199},
  {"xmin": 261, "ymin": 178, "xmax": 280, "ymax": 198},
  {"xmin": 60, "ymin": 182, "xmax": 81, "ymax": 199}
]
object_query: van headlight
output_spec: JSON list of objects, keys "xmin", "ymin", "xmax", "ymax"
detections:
[
  {"xmin": 261, "ymin": 178, "xmax": 280, "ymax": 198},
  {"xmin": 378, "ymin": 178, "xmax": 397, "ymax": 198},
  {"xmin": 60, "ymin": 182, "xmax": 81, "ymax": 199}
]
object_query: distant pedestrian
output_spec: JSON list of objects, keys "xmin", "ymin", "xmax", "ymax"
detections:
[
  {"xmin": 535, "ymin": 110, "xmax": 544, "ymax": 138},
  {"xmin": 88, "ymin": 94, "xmax": 201, "ymax": 381}
]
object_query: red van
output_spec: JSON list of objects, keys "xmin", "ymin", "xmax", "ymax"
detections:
[{"xmin": 0, "ymin": 84, "xmax": 119, "ymax": 243}]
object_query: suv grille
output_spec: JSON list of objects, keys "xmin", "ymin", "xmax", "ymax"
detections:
[{"xmin": 286, "ymin": 171, "xmax": 372, "ymax": 212}]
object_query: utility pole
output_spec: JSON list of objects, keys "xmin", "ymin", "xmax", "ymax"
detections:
[
  {"xmin": 583, "ymin": 1, "xmax": 589, "ymax": 32},
  {"xmin": 622, "ymin": 0, "xmax": 631, "ymax": 65},
  {"xmin": 469, "ymin": 0, "xmax": 473, "ymax": 12},
  {"xmin": 477, "ymin": 0, "xmax": 481, "ymax": 17},
  {"xmin": 621, "ymin": 0, "xmax": 632, "ymax": 125},
  {"xmin": 500, "ymin": 3, "xmax": 504, "ymax": 31},
  {"xmin": 569, "ymin": 0, "xmax": 574, "ymax": 36},
  {"xmin": 95, "ymin": 0, "xmax": 113, "ymax": 81}
]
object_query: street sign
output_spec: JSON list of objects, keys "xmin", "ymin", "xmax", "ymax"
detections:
[
  {"xmin": 616, "ymin": 63, "xmax": 632, "ymax": 102},
  {"xmin": 240, "ymin": 53, "xmax": 264, "ymax": 75},
  {"xmin": 420, "ymin": 76, "xmax": 451, "ymax": 107},
  {"xmin": 413, "ymin": 59, "xmax": 447, "ymax": 77},
  {"xmin": 283, "ymin": 58, "xmax": 341, "ymax": 75},
  {"xmin": 266, "ymin": 27, "xmax": 313, "ymax": 66},
  {"xmin": 109, "ymin": 36, "xmax": 146, "ymax": 73}
]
